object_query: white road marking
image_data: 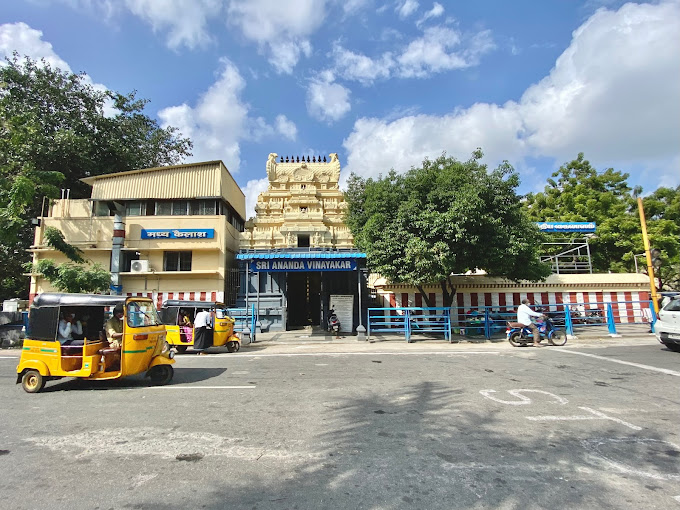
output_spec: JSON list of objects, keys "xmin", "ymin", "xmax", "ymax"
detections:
[
  {"xmin": 582, "ymin": 438, "xmax": 680, "ymax": 480},
  {"xmin": 144, "ymin": 385, "xmax": 256, "ymax": 389},
  {"xmin": 554, "ymin": 349, "xmax": 680, "ymax": 377},
  {"xmin": 0, "ymin": 356, "xmax": 18, "ymax": 359},
  {"xmin": 527, "ymin": 407, "xmax": 642, "ymax": 431},
  {"xmin": 229, "ymin": 351, "xmax": 500, "ymax": 358},
  {"xmin": 673, "ymin": 495, "xmax": 680, "ymax": 503},
  {"xmin": 480, "ymin": 389, "xmax": 569, "ymax": 405}
]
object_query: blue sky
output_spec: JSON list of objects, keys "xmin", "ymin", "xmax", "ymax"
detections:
[{"xmin": 1, "ymin": 0, "xmax": 679, "ymax": 218}]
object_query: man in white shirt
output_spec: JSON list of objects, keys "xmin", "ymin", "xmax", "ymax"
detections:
[
  {"xmin": 192, "ymin": 309, "xmax": 214, "ymax": 354},
  {"xmin": 58, "ymin": 310, "xmax": 83, "ymax": 344},
  {"xmin": 517, "ymin": 299, "xmax": 544, "ymax": 347}
]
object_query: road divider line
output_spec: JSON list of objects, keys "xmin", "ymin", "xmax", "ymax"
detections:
[
  {"xmin": 145, "ymin": 386, "xmax": 256, "ymax": 389},
  {"xmin": 553, "ymin": 349, "xmax": 680, "ymax": 377}
]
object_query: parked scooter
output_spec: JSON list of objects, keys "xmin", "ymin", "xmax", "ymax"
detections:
[
  {"xmin": 328, "ymin": 309, "xmax": 341, "ymax": 338},
  {"xmin": 506, "ymin": 315, "xmax": 567, "ymax": 347}
]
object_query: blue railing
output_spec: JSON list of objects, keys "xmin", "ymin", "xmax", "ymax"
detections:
[
  {"xmin": 226, "ymin": 304, "xmax": 257, "ymax": 342},
  {"xmin": 368, "ymin": 300, "xmax": 657, "ymax": 341},
  {"xmin": 368, "ymin": 307, "xmax": 452, "ymax": 342}
]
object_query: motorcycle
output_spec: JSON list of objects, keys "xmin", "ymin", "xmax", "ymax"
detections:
[
  {"xmin": 506, "ymin": 316, "xmax": 567, "ymax": 347},
  {"xmin": 328, "ymin": 309, "xmax": 341, "ymax": 339}
]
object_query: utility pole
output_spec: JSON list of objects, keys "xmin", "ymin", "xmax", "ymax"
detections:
[{"xmin": 637, "ymin": 198, "xmax": 660, "ymax": 313}]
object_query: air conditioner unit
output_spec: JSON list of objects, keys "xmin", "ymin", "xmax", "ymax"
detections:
[{"xmin": 130, "ymin": 260, "xmax": 150, "ymax": 273}]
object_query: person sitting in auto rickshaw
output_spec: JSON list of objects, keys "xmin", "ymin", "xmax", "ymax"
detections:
[
  {"xmin": 58, "ymin": 309, "xmax": 84, "ymax": 344},
  {"xmin": 104, "ymin": 304, "xmax": 124, "ymax": 370},
  {"xmin": 178, "ymin": 308, "xmax": 193, "ymax": 343}
]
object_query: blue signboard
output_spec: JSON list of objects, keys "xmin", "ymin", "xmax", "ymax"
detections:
[
  {"xmin": 250, "ymin": 259, "xmax": 357, "ymax": 272},
  {"xmin": 537, "ymin": 222, "xmax": 596, "ymax": 233},
  {"xmin": 141, "ymin": 229, "xmax": 214, "ymax": 239}
]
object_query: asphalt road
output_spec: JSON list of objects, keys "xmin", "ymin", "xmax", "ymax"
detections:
[{"xmin": 1, "ymin": 338, "xmax": 679, "ymax": 510}]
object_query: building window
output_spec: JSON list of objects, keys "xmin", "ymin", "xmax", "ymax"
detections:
[
  {"xmin": 121, "ymin": 251, "xmax": 140, "ymax": 272},
  {"xmin": 297, "ymin": 235, "xmax": 310, "ymax": 248},
  {"xmin": 156, "ymin": 201, "xmax": 172, "ymax": 215},
  {"xmin": 93, "ymin": 202, "xmax": 112, "ymax": 216},
  {"xmin": 125, "ymin": 201, "xmax": 146, "ymax": 216},
  {"xmin": 190, "ymin": 199, "xmax": 217, "ymax": 215},
  {"xmin": 163, "ymin": 251, "xmax": 192, "ymax": 271},
  {"xmin": 172, "ymin": 200, "xmax": 189, "ymax": 216}
]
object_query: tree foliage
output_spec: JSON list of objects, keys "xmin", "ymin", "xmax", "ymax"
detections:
[
  {"xmin": 345, "ymin": 151, "xmax": 552, "ymax": 307},
  {"xmin": 0, "ymin": 54, "xmax": 193, "ymax": 300},
  {"xmin": 524, "ymin": 154, "xmax": 679, "ymax": 290},
  {"xmin": 26, "ymin": 226, "xmax": 110, "ymax": 294}
]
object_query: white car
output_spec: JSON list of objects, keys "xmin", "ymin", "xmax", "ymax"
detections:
[{"xmin": 656, "ymin": 296, "xmax": 680, "ymax": 352}]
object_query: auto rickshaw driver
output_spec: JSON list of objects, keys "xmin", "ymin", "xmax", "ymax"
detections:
[{"xmin": 103, "ymin": 304, "xmax": 124, "ymax": 370}]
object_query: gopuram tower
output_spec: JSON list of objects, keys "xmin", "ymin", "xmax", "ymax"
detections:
[{"xmin": 240, "ymin": 153, "xmax": 354, "ymax": 250}]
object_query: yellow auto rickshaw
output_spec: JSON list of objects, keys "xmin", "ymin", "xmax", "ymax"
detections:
[
  {"xmin": 160, "ymin": 300, "xmax": 241, "ymax": 353},
  {"xmin": 17, "ymin": 293, "xmax": 175, "ymax": 393}
]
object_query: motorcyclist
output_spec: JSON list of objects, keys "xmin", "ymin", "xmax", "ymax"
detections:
[{"xmin": 517, "ymin": 299, "xmax": 543, "ymax": 347}]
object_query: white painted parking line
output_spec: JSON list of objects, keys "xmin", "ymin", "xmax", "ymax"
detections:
[
  {"xmin": 527, "ymin": 406, "xmax": 642, "ymax": 431},
  {"xmin": 480, "ymin": 389, "xmax": 569, "ymax": 405},
  {"xmin": 554, "ymin": 349, "xmax": 680, "ymax": 377},
  {"xmin": 145, "ymin": 386, "xmax": 256, "ymax": 389}
]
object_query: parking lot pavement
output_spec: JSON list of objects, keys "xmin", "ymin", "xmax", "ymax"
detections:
[{"xmin": 1, "ymin": 337, "xmax": 679, "ymax": 509}]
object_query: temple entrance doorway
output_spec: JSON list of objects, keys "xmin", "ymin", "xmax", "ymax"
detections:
[{"xmin": 286, "ymin": 272, "xmax": 321, "ymax": 328}]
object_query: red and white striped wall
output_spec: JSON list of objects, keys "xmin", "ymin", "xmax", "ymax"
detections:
[
  {"xmin": 379, "ymin": 290, "xmax": 652, "ymax": 324},
  {"xmin": 127, "ymin": 291, "xmax": 225, "ymax": 310}
]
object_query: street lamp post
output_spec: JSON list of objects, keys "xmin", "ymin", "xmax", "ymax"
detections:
[{"xmin": 637, "ymin": 198, "xmax": 661, "ymax": 314}]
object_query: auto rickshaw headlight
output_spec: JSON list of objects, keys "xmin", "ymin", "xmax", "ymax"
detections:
[
  {"xmin": 161, "ymin": 340, "xmax": 170, "ymax": 353},
  {"xmin": 168, "ymin": 349, "xmax": 175, "ymax": 359}
]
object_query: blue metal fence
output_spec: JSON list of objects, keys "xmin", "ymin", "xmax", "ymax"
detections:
[
  {"xmin": 367, "ymin": 300, "xmax": 657, "ymax": 342},
  {"xmin": 226, "ymin": 304, "xmax": 257, "ymax": 342},
  {"xmin": 368, "ymin": 307, "xmax": 452, "ymax": 342}
]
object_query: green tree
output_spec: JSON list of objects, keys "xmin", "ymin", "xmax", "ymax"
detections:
[
  {"xmin": 345, "ymin": 151, "xmax": 552, "ymax": 308},
  {"xmin": 524, "ymin": 153, "xmax": 640, "ymax": 272},
  {"xmin": 524, "ymin": 154, "xmax": 679, "ymax": 290},
  {"xmin": 0, "ymin": 54, "xmax": 193, "ymax": 300},
  {"xmin": 26, "ymin": 227, "xmax": 110, "ymax": 294},
  {"xmin": 640, "ymin": 186, "xmax": 680, "ymax": 291}
]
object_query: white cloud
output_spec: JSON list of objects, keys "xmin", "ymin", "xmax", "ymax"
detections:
[
  {"xmin": 343, "ymin": 103, "xmax": 525, "ymax": 181},
  {"xmin": 0, "ymin": 22, "xmax": 117, "ymax": 115},
  {"xmin": 396, "ymin": 0, "xmax": 419, "ymax": 19},
  {"xmin": 275, "ymin": 115, "xmax": 298, "ymax": 140},
  {"xmin": 0, "ymin": 22, "xmax": 71, "ymax": 70},
  {"xmin": 158, "ymin": 58, "xmax": 294, "ymax": 169},
  {"xmin": 331, "ymin": 44, "xmax": 393, "ymax": 85},
  {"xmin": 226, "ymin": 0, "xmax": 326, "ymax": 72},
  {"xmin": 306, "ymin": 71, "xmax": 352, "ymax": 122},
  {"xmin": 158, "ymin": 58, "xmax": 247, "ymax": 166},
  {"xmin": 123, "ymin": 0, "xmax": 222, "ymax": 50},
  {"xmin": 417, "ymin": 2, "xmax": 444, "ymax": 26},
  {"xmin": 331, "ymin": 25, "xmax": 495, "ymax": 84},
  {"xmin": 242, "ymin": 177, "xmax": 270, "ymax": 219},
  {"xmin": 342, "ymin": 0, "xmax": 680, "ymax": 191}
]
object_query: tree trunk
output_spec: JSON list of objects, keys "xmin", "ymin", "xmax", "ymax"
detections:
[
  {"xmin": 416, "ymin": 285, "xmax": 433, "ymax": 307},
  {"xmin": 440, "ymin": 277, "xmax": 457, "ymax": 309}
]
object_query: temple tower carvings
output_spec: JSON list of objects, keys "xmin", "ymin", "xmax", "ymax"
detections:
[{"xmin": 240, "ymin": 153, "xmax": 354, "ymax": 249}]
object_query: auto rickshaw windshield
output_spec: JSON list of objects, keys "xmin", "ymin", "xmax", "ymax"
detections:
[
  {"xmin": 126, "ymin": 301, "xmax": 163, "ymax": 327},
  {"xmin": 215, "ymin": 308, "xmax": 228, "ymax": 319}
]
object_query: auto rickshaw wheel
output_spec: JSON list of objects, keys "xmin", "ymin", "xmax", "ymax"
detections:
[
  {"xmin": 226, "ymin": 341, "xmax": 240, "ymax": 353},
  {"xmin": 22, "ymin": 369, "xmax": 46, "ymax": 393},
  {"xmin": 149, "ymin": 365, "xmax": 174, "ymax": 385},
  {"xmin": 174, "ymin": 345, "xmax": 188, "ymax": 354}
]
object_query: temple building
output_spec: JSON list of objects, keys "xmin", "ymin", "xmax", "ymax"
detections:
[{"xmin": 237, "ymin": 153, "xmax": 368, "ymax": 332}]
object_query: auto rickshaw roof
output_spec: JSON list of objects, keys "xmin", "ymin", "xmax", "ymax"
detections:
[
  {"xmin": 31, "ymin": 293, "xmax": 132, "ymax": 308},
  {"xmin": 162, "ymin": 300, "xmax": 225, "ymax": 308}
]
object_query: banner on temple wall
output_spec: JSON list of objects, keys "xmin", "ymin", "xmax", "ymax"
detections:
[{"xmin": 249, "ymin": 259, "xmax": 357, "ymax": 272}]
